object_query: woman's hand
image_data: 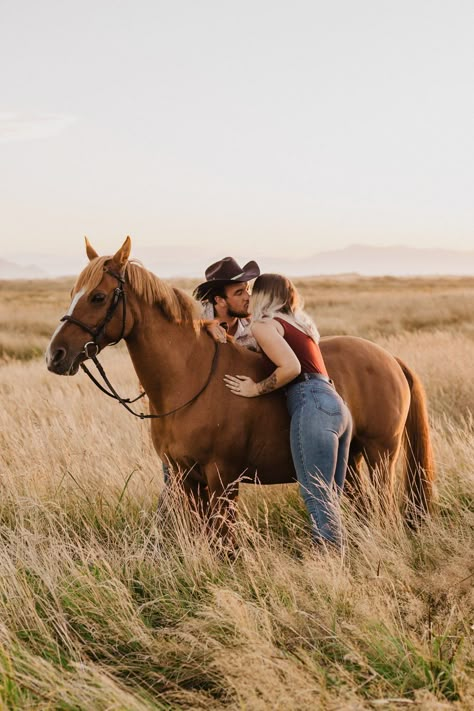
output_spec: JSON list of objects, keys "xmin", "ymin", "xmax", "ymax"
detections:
[{"xmin": 224, "ymin": 374, "xmax": 258, "ymax": 397}]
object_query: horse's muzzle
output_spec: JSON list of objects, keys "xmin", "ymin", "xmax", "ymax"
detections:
[{"xmin": 46, "ymin": 347, "xmax": 84, "ymax": 376}]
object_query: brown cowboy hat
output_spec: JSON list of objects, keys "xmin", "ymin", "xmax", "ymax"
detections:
[{"xmin": 193, "ymin": 256, "xmax": 260, "ymax": 301}]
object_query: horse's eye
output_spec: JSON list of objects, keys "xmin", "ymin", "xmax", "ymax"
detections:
[{"xmin": 91, "ymin": 293, "xmax": 106, "ymax": 304}]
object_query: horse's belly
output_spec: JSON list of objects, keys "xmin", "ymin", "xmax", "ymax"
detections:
[{"xmin": 151, "ymin": 396, "xmax": 296, "ymax": 485}]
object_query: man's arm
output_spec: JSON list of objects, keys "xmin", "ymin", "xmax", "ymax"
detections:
[{"xmin": 204, "ymin": 319, "xmax": 228, "ymax": 343}]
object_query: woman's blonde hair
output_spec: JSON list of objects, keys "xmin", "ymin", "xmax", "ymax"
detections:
[{"xmin": 250, "ymin": 274, "xmax": 320, "ymax": 343}]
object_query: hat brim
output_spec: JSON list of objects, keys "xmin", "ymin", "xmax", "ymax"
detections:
[{"xmin": 193, "ymin": 261, "xmax": 260, "ymax": 301}]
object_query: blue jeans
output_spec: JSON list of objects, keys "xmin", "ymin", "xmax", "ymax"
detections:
[{"xmin": 285, "ymin": 374, "xmax": 352, "ymax": 548}]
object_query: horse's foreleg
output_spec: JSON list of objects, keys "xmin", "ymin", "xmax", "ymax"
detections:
[
  {"xmin": 156, "ymin": 456, "xmax": 174, "ymax": 512},
  {"xmin": 181, "ymin": 467, "xmax": 210, "ymax": 520},
  {"xmin": 204, "ymin": 463, "xmax": 240, "ymax": 546}
]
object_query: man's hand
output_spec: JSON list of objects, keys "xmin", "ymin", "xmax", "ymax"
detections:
[
  {"xmin": 205, "ymin": 319, "xmax": 228, "ymax": 343},
  {"xmin": 224, "ymin": 375, "xmax": 258, "ymax": 397}
]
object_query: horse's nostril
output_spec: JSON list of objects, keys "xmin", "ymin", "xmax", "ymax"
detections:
[{"xmin": 52, "ymin": 347, "xmax": 67, "ymax": 365}]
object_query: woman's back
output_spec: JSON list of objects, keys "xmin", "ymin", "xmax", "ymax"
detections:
[{"xmin": 273, "ymin": 317, "xmax": 328, "ymax": 377}]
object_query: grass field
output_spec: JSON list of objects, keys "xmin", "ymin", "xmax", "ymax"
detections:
[{"xmin": 0, "ymin": 275, "xmax": 473, "ymax": 709}]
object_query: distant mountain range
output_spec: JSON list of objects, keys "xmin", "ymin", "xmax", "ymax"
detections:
[
  {"xmin": 276, "ymin": 244, "xmax": 474, "ymax": 277},
  {"xmin": 0, "ymin": 258, "xmax": 47, "ymax": 280},
  {"xmin": 2, "ymin": 244, "xmax": 474, "ymax": 279}
]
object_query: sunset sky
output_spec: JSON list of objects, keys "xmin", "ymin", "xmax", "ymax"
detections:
[{"xmin": 1, "ymin": 1, "xmax": 473, "ymax": 274}]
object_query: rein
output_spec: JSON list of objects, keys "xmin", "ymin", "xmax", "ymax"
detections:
[
  {"xmin": 60, "ymin": 268, "xmax": 219, "ymax": 419},
  {"xmin": 81, "ymin": 342, "xmax": 219, "ymax": 419}
]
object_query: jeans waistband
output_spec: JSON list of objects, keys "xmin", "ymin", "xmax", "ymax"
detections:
[{"xmin": 292, "ymin": 372, "xmax": 333, "ymax": 385}]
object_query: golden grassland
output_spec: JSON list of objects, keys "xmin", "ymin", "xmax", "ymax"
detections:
[{"xmin": 0, "ymin": 275, "xmax": 473, "ymax": 709}]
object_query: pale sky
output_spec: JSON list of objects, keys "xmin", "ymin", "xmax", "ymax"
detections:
[{"xmin": 1, "ymin": 0, "xmax": 473, "ymax": 273}]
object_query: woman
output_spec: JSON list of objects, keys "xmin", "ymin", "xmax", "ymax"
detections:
[{"xmin": 224, "ymin": 274, "xmax": 352, "ymax": 549}]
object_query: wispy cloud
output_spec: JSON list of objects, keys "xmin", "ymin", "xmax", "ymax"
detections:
[{"xmin": 0, "ymin": 112, "xmax": 77, "ymax": 143}]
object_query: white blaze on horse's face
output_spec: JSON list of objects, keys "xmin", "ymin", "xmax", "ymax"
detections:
[{"xmin": 45, "ymin": 288, "xmax": 85, "ymax": 366}]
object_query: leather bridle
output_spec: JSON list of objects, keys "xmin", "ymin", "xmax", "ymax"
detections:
[
  {"xmin": 60, "ymin": 268, "xmax": 127, "ymax": 359},
  {"xmin": 58, "ymin": 268, "xmax": 219, "ymax": 419}
]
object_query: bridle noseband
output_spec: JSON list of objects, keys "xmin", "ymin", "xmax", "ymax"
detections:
[{"xmin": 58, "ymin": 268, "xmax": 219, "ymax": 420}]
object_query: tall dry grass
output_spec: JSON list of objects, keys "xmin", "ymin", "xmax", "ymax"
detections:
[{"xmin": 0, "ymin": 276, "xmax": 473, "ymax": 709}]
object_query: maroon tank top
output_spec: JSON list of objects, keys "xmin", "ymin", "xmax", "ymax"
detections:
[{"xmin": 274, "ymin": 317, "xmax": 328, "ymax": 376}]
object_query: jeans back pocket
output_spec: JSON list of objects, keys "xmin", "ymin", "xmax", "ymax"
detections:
[{"xmin": 312, "ymin": 386, "xmax": 342, "ymax": 416}]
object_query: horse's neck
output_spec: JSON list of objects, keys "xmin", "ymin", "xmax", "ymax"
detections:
[{"xmin": 125, "ymin": 303, "xmax": 211, "ymax": 409}]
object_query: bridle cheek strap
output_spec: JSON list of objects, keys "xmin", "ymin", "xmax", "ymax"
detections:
[{"xmin": 59, "ymin": 271, "xmax": 127, "ymax": 351}]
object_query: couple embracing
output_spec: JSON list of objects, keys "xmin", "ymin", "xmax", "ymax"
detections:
[{"xmin": 191, "ymin": 257, "xmax": 352, "ymax": 550}]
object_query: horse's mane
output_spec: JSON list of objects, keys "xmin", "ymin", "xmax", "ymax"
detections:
[{"xmin": 74, "ymin": 257, "xmax": 201, "ymax": 332}]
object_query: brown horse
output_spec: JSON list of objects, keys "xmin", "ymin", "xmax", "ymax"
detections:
[{"xmin": 46, "ymin": 237, "xmax": 435, "ymax": 528}]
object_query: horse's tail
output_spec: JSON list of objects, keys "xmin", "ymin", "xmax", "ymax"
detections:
[{"xmin": 396, "ymin": 357, "xmax": 435, "ymax": 524}]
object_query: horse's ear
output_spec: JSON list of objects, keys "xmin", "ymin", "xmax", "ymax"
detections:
[
  {"xmin": 85, "ymin": 236, "xmax": 99, "ymax": 261},
  {"xmin": 113, "ymin": 236, "xmax": 132, "ymax": 269}
]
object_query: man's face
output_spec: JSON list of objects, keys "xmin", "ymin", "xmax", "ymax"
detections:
[{"xmin": 217, "ymin": 282, "xmax": 250, "ymax": 318}]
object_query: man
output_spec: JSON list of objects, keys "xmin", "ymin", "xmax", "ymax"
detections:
[
  {"xmin": 162, "ymin": 256, "xmax": 260, "ymax": 484},
  {"xmin": 193, "ymin": 256, "xmax": 260, "ymax": 348}
]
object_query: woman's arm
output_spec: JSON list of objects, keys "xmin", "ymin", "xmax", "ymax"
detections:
[{"xmin": 224, "ymin": 320, "xmax": 301, "ymax": 397}]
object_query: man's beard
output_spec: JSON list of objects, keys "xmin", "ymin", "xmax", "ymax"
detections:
[{"xmin": 228, "ymin": 306, "xmax": 250, "ymax": 318}]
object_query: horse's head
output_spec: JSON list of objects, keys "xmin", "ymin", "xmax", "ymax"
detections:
[{"xmin": 46, "ymin": 237, "xmax": 135, "ymax": 375}]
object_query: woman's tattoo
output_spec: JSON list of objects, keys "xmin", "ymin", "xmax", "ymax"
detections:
[{"xmin": 257, "ymin": 372, "xmax": 278, "ymax": 395}]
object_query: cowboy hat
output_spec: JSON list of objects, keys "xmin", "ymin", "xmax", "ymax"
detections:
[{"xmin": 193, "ymin": 256, "xmax": 260, "ymax": 301}]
